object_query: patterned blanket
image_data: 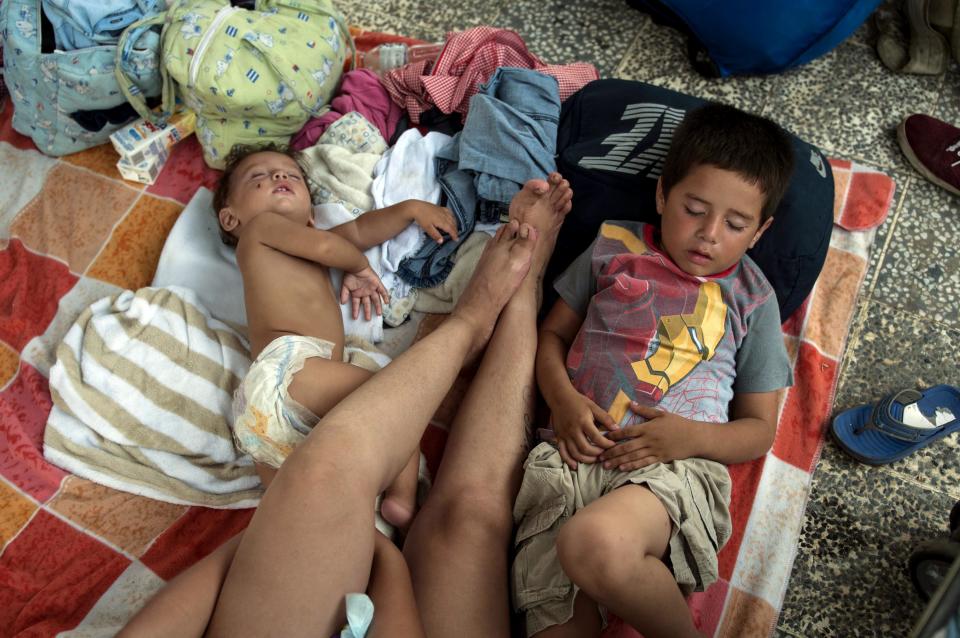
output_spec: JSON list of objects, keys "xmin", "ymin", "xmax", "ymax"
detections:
[{"xmin": 0, "ymin": 43, "xmax": 895, "ymax": 638}]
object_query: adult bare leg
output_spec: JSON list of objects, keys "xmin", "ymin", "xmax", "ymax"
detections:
[
  {"xmin": 117, "ymin": 533, "xmax": 242, "ymax": 638},
  {"xmin": 403, "ymin": 175, "xmax": 572, "ymax": 637},
  {"xmin": 204, "ymin": 222, "xmax": 537, "ymax": 638}
]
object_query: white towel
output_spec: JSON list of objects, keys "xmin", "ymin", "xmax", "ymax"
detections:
[
  {"xmin": 151, "ymin": 188, "xmax": 247, "ymax": 329},
  {"xmin": 371, "ymin": 129, "xmax": 453, "ymax": 300},
  {"xmin": 313, "ymin": 202, "xmax": 385, "ymax": 344},
  {"xmin": 151, "ymin": 188, "xmax": 386, "ymax": 343}
]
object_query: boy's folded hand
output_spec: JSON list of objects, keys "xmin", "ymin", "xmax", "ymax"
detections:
[
  {"xmin": 551, "ymin": 391, "xmax": 618, "ymax": 470},
  {"xmin": 413, "ymin": 204, "xmax": 459, "ymax": 245},
  {"xmin": 600, "ymin": 403, "xmax": 696, "ymax": 471}
]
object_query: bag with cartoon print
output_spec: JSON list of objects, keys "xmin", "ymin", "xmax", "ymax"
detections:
[
  {"xmin": 117, "ymin": 0, "xmax": 353, "ymax": 169},
  {"xmin": 0, "ymin": 0, "xmax": 163, "ymax": 156}
]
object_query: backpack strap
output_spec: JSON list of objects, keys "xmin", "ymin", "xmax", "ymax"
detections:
[
  {"xmin": 114, "ymin": 13, "xmax": 174, "ymax": 124},
  {"xmin": 685, "ymin": 38, "xmax": 721, "ymax": 78}
]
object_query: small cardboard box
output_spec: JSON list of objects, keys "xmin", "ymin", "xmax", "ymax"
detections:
[
  {"xmin": 116, "ymin": 146, "xmax": 169, "ymax": 185},
  {"xmin": 110, "ymin": 110, "xmax": 196, "ymax": 167}
]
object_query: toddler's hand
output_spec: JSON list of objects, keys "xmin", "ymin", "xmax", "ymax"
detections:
[
  {"xmin": 340, "ymin": 267, "xmax": 389, "ymax": 321},
  {"xmin": 551, "ymin": 390, "xmax": 618, "ymax": 470},
  {"xmin": 413, "ymin": 204, "xmax": 459, "ymax": 245}
]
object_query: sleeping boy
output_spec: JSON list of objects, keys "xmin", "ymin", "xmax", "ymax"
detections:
[
  {"xmin": 512, "ymin": 103, "xmax": 795, "ymax": 637},
  {"xmin": 213, "ymin": 144, "xmax": 457, "ymax": 530}
]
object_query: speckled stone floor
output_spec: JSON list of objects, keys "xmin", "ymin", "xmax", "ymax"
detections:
[{"xmin": 339, "ymin": 1, "xmax": 960, "ymax": 635}]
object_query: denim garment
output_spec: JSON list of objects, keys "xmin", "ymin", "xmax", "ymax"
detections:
[
  {"xmin": 397, "ymin": 67, "xmax": 561, "ymax": 288},
  {"xmin": 42, "ymin": 0, "xmax": 159, "ymax": 50}
]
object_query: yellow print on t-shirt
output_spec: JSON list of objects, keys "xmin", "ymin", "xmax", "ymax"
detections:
[{"xmin": 608, "ymin": 282, "xmax": 726, "ymax": 423}]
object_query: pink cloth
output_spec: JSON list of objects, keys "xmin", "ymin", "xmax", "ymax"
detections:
[
  {"xmin": 290, "ymin": 68, "xmax": 403, "ymax": 151},
  {"xmin": 381, "ymin": 26, "xmax": 599, "ymax": 125}
]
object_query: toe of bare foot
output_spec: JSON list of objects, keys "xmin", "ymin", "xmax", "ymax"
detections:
[
  {"xmin": 496, "ymin": 220, "xmax": 539, "ymax": 287},
  {"xmin": 515, "ymin": 220, "xmax": 540, "ymax": 245},
  {"xmin": 550, "ymin": 177, "xmax": 573, "ymax": 216},
  {"xmin": 527, "ymin": 177, "xmax": 551, "ymax": 194}
]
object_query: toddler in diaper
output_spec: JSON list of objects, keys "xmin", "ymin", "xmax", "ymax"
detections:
[
  {"xmin": 214, "ymin": 143, "xmax": 458, "ymax": 532},
  {"xmin": 232, "ymin": 334, "xmax": 390, "ymax": 469}
]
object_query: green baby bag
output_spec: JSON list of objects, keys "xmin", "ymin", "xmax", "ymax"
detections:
[{"xmin": 117, "ymin": 0, "xmax": 353, "ymax": 168}]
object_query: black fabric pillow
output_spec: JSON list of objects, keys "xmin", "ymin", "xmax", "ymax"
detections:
[{"xmin": 547, "ymin": 79, "xmax": 834, "ymax": 322}]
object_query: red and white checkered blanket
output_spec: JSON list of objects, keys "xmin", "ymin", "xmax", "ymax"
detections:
[{"xmin": 0, "ymin": 50, "xmax": 894, "ymax": 636}]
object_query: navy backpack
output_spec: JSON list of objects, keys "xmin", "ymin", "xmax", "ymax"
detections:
[{"xmin": 627, "ymin": 0, "xmax": 883, "ymax": 77}]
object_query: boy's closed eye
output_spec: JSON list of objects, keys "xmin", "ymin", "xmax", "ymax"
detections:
[{"xmin": 685, "ymin": 206, "xmax": 748, "ymax": 233}]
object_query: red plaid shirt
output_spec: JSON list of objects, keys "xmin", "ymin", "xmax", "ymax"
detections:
[{"xmin": 381, "ymin": 26, "xmax": 598, "ymax": 124}]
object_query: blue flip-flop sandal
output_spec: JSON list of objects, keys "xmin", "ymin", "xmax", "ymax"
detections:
[{"xmin": 831, "ymin": 385, "xmax": 960, "ymax": 465}]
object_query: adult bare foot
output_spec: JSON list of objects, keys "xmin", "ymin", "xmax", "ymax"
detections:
[
  {"xmin": 450, "ymin": 220, "xmax": 538, "ymax": 355},
  {"xmin": 508, "ymin": 172, "xmax": 573, "ymax": 274}
]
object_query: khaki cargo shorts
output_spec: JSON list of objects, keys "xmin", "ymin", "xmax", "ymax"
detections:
[{"xmin": 511, "ymin": 442, "xmax": 732, "ymax": 636}]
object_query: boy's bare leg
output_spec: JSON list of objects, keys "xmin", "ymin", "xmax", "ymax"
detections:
[
  {"xmin": 205, "ymin": 222, "xmax": 538, "ymax": 638},
  {"xmin": 532, "ymin": 591, "xmax": 603, "ymax": 638},
  {"xmin": 403, "ymin": 175, "xmax": 572, "ymax": 637},
  {"xmin": 380, "ymin": 450, "xmax": 420, "ymax": 534},
  {"xmin": 118, "ymin": 532, "xmax": 243, "ymax": 638},
  {"xmin": 556, "ymin": 485, "xmax": 705, "ymax": 638}
]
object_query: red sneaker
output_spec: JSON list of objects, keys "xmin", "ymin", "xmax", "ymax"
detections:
[{"xmin": 898, "ymin": 114, "xmax": 960, "ymax": 196}]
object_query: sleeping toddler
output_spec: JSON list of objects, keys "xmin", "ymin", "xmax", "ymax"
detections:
[{"xmin": 213, "ymin": 144, "xmax": 458, "ymax": 531}]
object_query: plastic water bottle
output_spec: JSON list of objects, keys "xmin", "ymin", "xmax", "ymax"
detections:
[{"xmin": 360, "ymin": 42, "xmax": 443, "ymax": 74}]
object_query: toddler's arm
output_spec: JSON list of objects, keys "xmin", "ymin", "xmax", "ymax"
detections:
[
  {"xmin": 329, "ymin": 200, "xmax": 458, "ymax": 251},
  {"xmin": 537, "ymin": 298, "xmax": 618, "ymax": 468},
  {"xmin": 244, "ymin": 211, "xmax": 370, "ymax": 274}
]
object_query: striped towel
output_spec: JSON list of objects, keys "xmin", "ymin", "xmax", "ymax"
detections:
[{"xmin": 44, "ymin": 286, "xmax": 263, "ymax": 508}]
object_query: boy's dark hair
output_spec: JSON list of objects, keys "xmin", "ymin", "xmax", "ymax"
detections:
[
  {"xmin": 659, "ymin": 103, "xmax": 795, "ymax": 223},
  {"xmin": 212, "ymin": 143, "xmax": 302, "ymax": 246}
]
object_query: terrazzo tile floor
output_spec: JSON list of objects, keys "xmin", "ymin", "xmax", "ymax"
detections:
[{"xmin": 339, "ymin": 1, "xmax": 960, "ymax": 636}]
